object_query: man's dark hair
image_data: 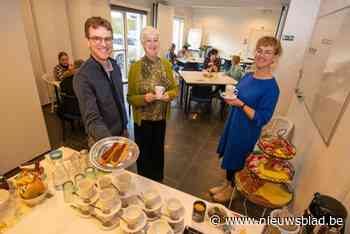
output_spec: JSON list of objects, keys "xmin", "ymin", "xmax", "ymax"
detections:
[{"xmin": 84, "ymin": 16, "xmax": 113, "ymax": 38}]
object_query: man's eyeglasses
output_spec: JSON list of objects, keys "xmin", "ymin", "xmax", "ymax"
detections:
[{"xmin": 88, "ymin": 36, "xmax": 113, "ymax": 44}]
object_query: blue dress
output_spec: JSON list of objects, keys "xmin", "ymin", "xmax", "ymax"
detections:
[{"xmin": 217, "ymin": 73, "xmax": 280, "ymax": 171}]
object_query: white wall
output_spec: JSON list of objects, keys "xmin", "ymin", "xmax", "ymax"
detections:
[
  {"xmin": 192, "ymin": 7, "xmax": 280, "ymax": 58},
  {"xmin": 288, "ymin": 94, "xmax": 350, "ymax": 230},
  {"xmin": 274, "ymin": 0, "xmax": 321, "ymax": 115},
  {"xmin": 67, "ymin": 0, "xmax": 112, "ymax": 60},
  {"xmin": 21, "ymin": 0, "xmax": 47, "ymax": 105},
  {"xmin": 157, "ymin": 4, "xmax": 174, "ymax": 58},
  {"xmin": 0, "ymin": 0, "xmax": 50, "ymax": 173},
  {"xmin": 30, "ymin": 0, "xmax": 73, "ymax": 74}
]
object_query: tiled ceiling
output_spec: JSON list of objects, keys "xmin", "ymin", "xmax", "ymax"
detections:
[{"xmin": 162, "ymin": 0, "xmax": 290, "ymax": 9}]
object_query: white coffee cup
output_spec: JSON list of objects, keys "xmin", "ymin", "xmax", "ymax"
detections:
[
  {"xmin": 124, "ymin": 205, "xmax": 143, "ymax": 229},
  {"xmin": 155, "ymin": 86, "xmax": 165, "ymax": 99},
  {"xmin": 114, "ymin": 172, "xmax": 131, "ymax": 194},
  {"xmin": 143, "ymin": 190, "xmax": 161, "ymax": 209},
  {"xmin": 99, "ymin": 188, "xmax": 118, "ymax": 211},
  {"xmin": 166, "ymin": 198, "xmax": 183, "ymax": 220},
  {"xmin": 225, "ymin": 85, "xmax": 238, "ymax": 98},
  {"xmin": 78, "ymin": 179, "xmax": 95, "ymax": 199}
]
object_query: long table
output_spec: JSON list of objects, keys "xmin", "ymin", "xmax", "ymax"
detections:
[
  {"xmin": 179, "ymin": 71, "xmax": 237, "ymax": 113},
  {"xmin": 4, "ymin": 147, "xmax": 264, "ymax": 234}
]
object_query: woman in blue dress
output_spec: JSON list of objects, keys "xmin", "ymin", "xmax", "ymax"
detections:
[{"xmin": 210, "ymin": 36, "xmax": 282, "ymax": 203}]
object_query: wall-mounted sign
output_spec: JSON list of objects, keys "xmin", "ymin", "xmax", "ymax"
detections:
[{"xmin": 282, "ymin": 35, "xmax": 295, "ymax": 41}]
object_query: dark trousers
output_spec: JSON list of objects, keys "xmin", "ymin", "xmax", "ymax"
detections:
[{"xmin": 134, "ymin": 120, "xmax": 166, "ymax": 182}]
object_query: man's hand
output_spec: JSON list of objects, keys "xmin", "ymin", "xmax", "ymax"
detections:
[{"xmin": 144, "ymin": 93, "xmax": 156, "ymax": 103}]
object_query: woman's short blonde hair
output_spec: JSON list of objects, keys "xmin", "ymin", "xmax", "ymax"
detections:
[
  {"xmin": 232, "ymin": 55, "xmax": 241, "ymax": 65},
  {"xmin": 140, "ymin": 26, "xmax": 160, "ymax": 43},
  {"xmin": 255, "ymin": 36, "xmax": 282, "ymax": 56}
]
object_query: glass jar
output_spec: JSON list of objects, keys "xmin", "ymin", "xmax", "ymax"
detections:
[{"xmin": 49, "ymin": 150, "xmax": 69, "ymax": 190}]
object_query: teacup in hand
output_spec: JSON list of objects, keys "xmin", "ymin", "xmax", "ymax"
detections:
[
  {"xmin": 155, "ymin": 86, "xmax": 165, "ymax": 99},
  {"xmin": 225, "ymin": 85, "xmax": 238, "ymax": 98},
  {"xmin": 166, "ymin": 198, "xmax": 183, "ymax": 220}
]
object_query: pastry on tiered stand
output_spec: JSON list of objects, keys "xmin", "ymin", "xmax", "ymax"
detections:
[
  {"xmin": 235, "ymin": 169, "xmax": 292, "ymax": 208},
  {"xmin": 257, "ymin": 135, "xmax": 296, "ymax": 160},
  {"xmin": 235, "ymin": 135, "xmax": 296, "ymax": 209},
  {"xmin": 246, "ymin": 153, "xmax": 294, "ymax": 184}
]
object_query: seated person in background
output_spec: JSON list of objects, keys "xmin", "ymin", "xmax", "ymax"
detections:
[
  {"xmin": 177, "ymin": 45, "xmax": 191, "ymax": 58},
  {"xmin": 203, "ymin": 49, "xmax": 221, "ymax": 72},
  {"xmin": 60, "ymin": 59, "xmax": 85, "ymax": 96},
  {"xmin": 166, "ymin": 43, "xmax": 177, "ymax": 65},
  {"xmin": 53, "ymin": 52, "xmax": 75, "ymax": 81},
  {"xmin": 225, "ymin": 55, "xmax": 244, "ymax": 82}
]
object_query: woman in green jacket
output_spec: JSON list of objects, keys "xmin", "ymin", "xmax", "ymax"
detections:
[{"xmin": 127, "ymin": 26, "xmax": 178, "ymax": 182}]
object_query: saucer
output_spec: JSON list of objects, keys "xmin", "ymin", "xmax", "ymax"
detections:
[
  {"xmin": 120, "ymin": 211, "xmax": 147, "ymax": 233},
  {"xmin": 100, "ymin": 221, "xmax": 119, "ymax": 231},
  {"xmin": 70, "ymin": 204, "xmax": 92, "ymax": 219},
  {"xmin": 74, "ymin": 189, "xmax": 99, "ymax": 206},
  {"xmin": 94, "ymin": 199, "xmax": 122, "ymax": 218},
  {"xmin": 162, "ymin": 206, "xmax": 185, "ymax": 223},
  {"xmin": 220, "ymin": 92, "xmax": 237, "ymax": 100},
  {"xmin": 98, "ymin": 215, "xmax": 120, "ymax": 231}
]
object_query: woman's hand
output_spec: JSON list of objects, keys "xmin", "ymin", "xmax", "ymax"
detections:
[
  {"xmin": 225, "ymin": 98, "xmax": 244, "ymax": 107},
  {"xmin": 144, "ymin": 93, "xmax": 156, "ymax": 103},
  {"xmin": 160, "ymin": 93, "xmax": 171, "ymax": 102}
]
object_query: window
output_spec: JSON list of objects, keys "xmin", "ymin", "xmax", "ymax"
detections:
[
  {"xmin": 110, "ymin": 7, "xmax": 147, "ymax": 81},
  {"xmin": 172, "ymin": 17, "xmax": 184, "ymax": 53},
  {"xmin": 187, "ymin": 28, "xmax": 202, "ymax": 50}
]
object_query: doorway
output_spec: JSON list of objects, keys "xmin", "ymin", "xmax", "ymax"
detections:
[{"xmin": 110, "ymin": 9, "xmax": 147, "ymax": 81}]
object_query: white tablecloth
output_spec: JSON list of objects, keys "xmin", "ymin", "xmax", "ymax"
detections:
[{"xmin": 5, "ymin": 147, "xmax": 264, "ymax": 234}]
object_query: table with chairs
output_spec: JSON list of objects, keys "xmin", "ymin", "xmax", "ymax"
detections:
[{"xmin": 179, "ymin": 71, "xmax": 237, "ymax": 114}]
